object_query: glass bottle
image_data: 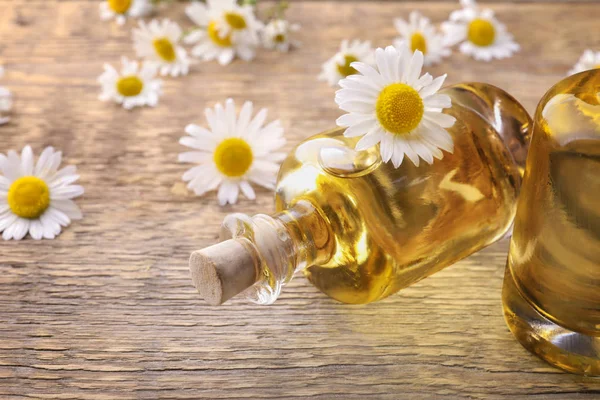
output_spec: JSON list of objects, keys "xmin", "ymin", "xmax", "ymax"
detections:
[
  {"xmin": 190, "ymin": 82, "xmax": 531, "ymax": 306},
  {"xmin": 502, "ymin": 69, "xmax": 600, "ymax": 375}
]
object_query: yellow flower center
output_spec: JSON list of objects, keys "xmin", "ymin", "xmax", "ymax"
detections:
[
  {"xmin": 208, "ymin": 21, "xmax": 232, "ymax": 47},
  {"xmin": 153, "ymin": 37, "xmax": 177, "ymax": 62},
  {"xmin": 274, "ymin": 34, "xmax": 286, "ymax": 43},
  {"xmin": 410, "ymin": 32, "xmax": 428, "ymax": 54},
  {"xmin": 376, "ymin": 83, "xmax": 424, "ymax": 135},
  {"xmin": 224, "ymin": 12, "xmax": 247, "ymax": 30},
  {"xmin": 213, "ymin": 138, "xmax": 253, "ymax": 177},
  {"xmin": 336, "ymin": 55, "xmax": 359, "ymax": 78},
  {"xmin": 8, "ymin": 176, "xmax": 51, "ymax": 219},
  {"xmin": 108, "ymin": 0, "xmax": 132, "ymax": 14},
  {"xmin": 467, "ymin": 18, "xmax": 496, "ymax": 47},
  {"xmin": 116, "ymin": 76, "xmax": 143, "ymax": 97}
]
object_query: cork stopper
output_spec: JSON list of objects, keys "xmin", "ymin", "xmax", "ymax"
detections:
[{"xmin": 189, "ymin": 239, "xmax": 259, "ymax": 305}]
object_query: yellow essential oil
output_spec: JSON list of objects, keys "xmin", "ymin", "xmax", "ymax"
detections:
[{"xmin": 503, "ymin": 69, "xmax": 600, "ymax": 375}]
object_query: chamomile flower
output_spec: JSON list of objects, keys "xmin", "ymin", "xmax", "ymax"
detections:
[
  {"xmin": 335, "ymin": 46, "xmax": 456, "ymax": 168},
  {"xmin": 442, "ymin": 0, "xmax": 519, "ymax": 61},
  {"xmin": 0, "ymin": 66, "xmax": 12, "ymax": 125},
  {"xmin": 179, "ymin": 99, "xmax": 286, "ymax": 206},
  {"xmin": 262, "ymin": 19, "xmax": 301, "ymax": 52},
  {"xmin": 133, "ymin": 19, "xmax": 190, "ymax": 77},
  {"xmin": 0, "ymin": 146, "xmax": 84, "ymax": 241},
  {"xmin": 393, "ymin": 11, "xmax": 451, "ymax": 66},
  {"xmin": 98, "ymin": 57, "xmax": 162, "ymax": 110},
  {"xmin": 184, "ymin": 0, "xmax": 262, "ymax": 65},
  {"xmin": 99, "ymin": 0, "xmax": 152, "ymax": 26},
  {"xmin": 568, "ymin": 50, "xmax": 600, "ymax": 76},
  {"xmin": 319, "ymin": 40, "xmax": 374, "ymax": 86}
]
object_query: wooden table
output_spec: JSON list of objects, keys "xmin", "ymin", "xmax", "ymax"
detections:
[{"xmin": 1, "ymin": 1, "xmax": 599, "ymax": 398}]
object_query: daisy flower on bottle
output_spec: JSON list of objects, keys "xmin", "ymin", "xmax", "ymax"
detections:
[
  {"xmin": 184, "ymin": 0, "xmax": 262, "ymax": 66},
  {"xmin": 0, "ymin": 66, "xmax": 12, "ymax": 125},
  {"xmin": 179, "ymin": 99, "xmax": 286, "ymax": 206},
  {"xmin": 568, "ymin": 50, "xmax": 600, "ymax": 76},
  {"xmin": 394, "ymin": 11, "xmax": 451, "ymax": 66},
  {"xmin": 99, "ymin": 0, "xmax": 153, "ymax": 26},
  {"xmin": 335, "ymin": 46, "xmax": 456, "ymax": 168},
  {"xmin": 319, "ymin": 40, "xmax": 374, "ymax": 87},
  {"xmin": 0, "ymin": 146, "xmax": 84, "ymax": 241},
  {"xmin": 133, "ymin": 19, "xmax": 190, "ymax": 77},
  {"xmin": 442, "ymin": 0, "xmax": 519, "ymax": 61},
  {"xmin": 262, "ymin": 19, "xmax": 301, "ymax": 52},
  {"xmin": 98, "ymin": 57, "xmax": 162, "ymax": 110}
]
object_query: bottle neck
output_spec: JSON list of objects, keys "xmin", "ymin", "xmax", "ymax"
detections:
[{"xmin": 220, "ymin": 200, "xmax": 333, "ymax": 305}]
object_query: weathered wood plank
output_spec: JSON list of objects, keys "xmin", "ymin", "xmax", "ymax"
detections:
[{"xmin": 1, "ymin": 1, "xmax": 599, "ymax": 399}]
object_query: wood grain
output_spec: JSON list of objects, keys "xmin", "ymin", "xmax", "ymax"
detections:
[{"xmin": 1, "ymin": 1, "xmax": 599, "ymax": 399}]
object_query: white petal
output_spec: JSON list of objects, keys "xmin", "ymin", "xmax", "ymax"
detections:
[
  {"xmin": 374, "ymin": 47, "xmax": 392, "ymax": 82},
  {"xmin": 379, "ymin": 133, "xmax": 394, "ymax": 162},
  {"xmin": 49, "ymin": 173, "xmax": 80, "ymax": 189},
  {"xmin": 51, "ymin": 199, "xmax": 83, "ymax": 220},
  {"xmin": 409, "ymin": 138, "xmax": 434, "ymax": 165},
  {"xmin": 12, "ymin": 218, "xmax": 29, "ymax": 240},
  {"xmin": 185, "ymin": 124, "xmax": 219, "ymax": 141},
  {"xmin": 239, "ymin": 181, "xmax": 256, "ymax": 200},
  {"xmin": 21, "ymin": 146, "xmax": 34, "ymax": 176},
  {"xmin": 343, "ymin": 118, "xmax": 377, "ymax": 138},
  {"xmin": 355, "ymin": 128, "xmax": 383, "ymax": 151},
  {"xmin": 50, "ymin": 185, "xmax": 84, "ymax": 200},
  {"xmin": 336, "ymin": 113, "xmax": 374, "ymax": 127},
  {"xmin": 246, "ymin": 108, "xmax": 268, "ymax": 138},
  {"xmin": 225, "ymin": 98, "xmax": 237, "ymax": 136},
  {"xmin": 2, "ymin": 220, "xmax": 17, "ymax": 240},
  {"xmin": 405, "ymin": 51, "xmax": 424, "ymax": 86},
  {"xmin": 420, "ymin": 74, "xmax": 447, "ymax": 98},
  {"xmin": 392, "ymin": 138, "xmax": 407, "ymax": 168},
  {"xmin": 350, "ymin": 62, "xmax": 386, "ymax": 88},
  {"xmin": 178, "ymin": 151, "xmax": 211, "ymax": 164},
  {"xmin": 424, "ymin": 111, "xmax": 456, "ymax": 128},
  {"xmin": 0, "ymin": 213, "xmax": 18, "ymax": 232},
  {"xmin": 179, "ymin": 136, "xmax": 216, "ymax": 152},
  {"xmin": 182, "ymin": 164, "xmax": 212, "ymax": 182},
  {"xmin": 217, "ymin": 181, "xmax": 236, "ymax": 206},
  {"xmin": 0, "ymin": 175, "xmax": 10, "ymax": 190},
  {"xmin": 236, "ymin": 101, "xmax": 253, "ymax": 136},
  {"xmin": 424, "ymin": 94, "xmax": 452, "ymax": 109},
  {"xmin": 338, "ymin": 100, "xmax": 375, "ymax": 114},
  {"xmin": 218, "ymin": 49, "xmax": 235, "ymax": 66},
  {"xmin": 402, "ymin": 141, "xmax": 421, "ymax": 167},
  {"xmin": 40, "ymin": 213, "xmax": 60, "ymax": 239},
  {"xmin": 29, "ymin": 219, "xmax": 43, "ymax": 240},
  {"xmin": 45, "ymin": 207, "xmax": 71, "ymax": 227}
]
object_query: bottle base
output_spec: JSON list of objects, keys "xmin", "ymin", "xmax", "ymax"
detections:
[{"xmin": 502, "ymin": 268, "xmax": 600, "ymax": 376}]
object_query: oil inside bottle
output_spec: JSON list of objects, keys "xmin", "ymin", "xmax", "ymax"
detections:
[
  {"xmin": 503, "ymin": 69, "xmax": 600, "ymax": 375},
  {"xmin": 273, "ymin": 83, "xmax": 528, "ymax": 304}
]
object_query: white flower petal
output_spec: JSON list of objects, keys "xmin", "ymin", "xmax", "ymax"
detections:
[
  {"xmin": 239, "ymin": 181, "xmax": 256, "ymax": 200},
  {"xmin": 29, "ymin": 219, "xmax": 43, "ymax": 240},
  {"xmin": 354, "ymin": 128, "xmax": 384, "ymax": 151},
  {"xmin": 420, "ymin": 74, "xmax": 446, "ymax": 98},
  {"xmin": 424, "ymin": 94, "xmax": 452, "ymax": 109},
  {"xmin": 424, "ymin": 111, "xmax": 456, "ymax": 128},
  {"xmin": 0, "ymin": 213, "xmax": 18, "ymax": 232},
  {"xmin": 50, "ymin": 185, "xmax": 84, "ymax": 200},
  {"xmin": 51, "ymin": 199, "xmax": 83, "ymax": 220},
  {"xmin": 21, "ymin": 146, "xmax": 34, "ymax": 176}
]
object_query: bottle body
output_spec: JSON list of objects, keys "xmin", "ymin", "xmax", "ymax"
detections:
[
  {"xmin": 502, "ymin": 70, "xmax": 600, "ymax": 375},
  {"xmin": 275, "ymin": 83, "xmax": 527, "ymax": 304},
  {"xmin": 191, "ymin": 83, "xmax": 531, "ymax": 305}
]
